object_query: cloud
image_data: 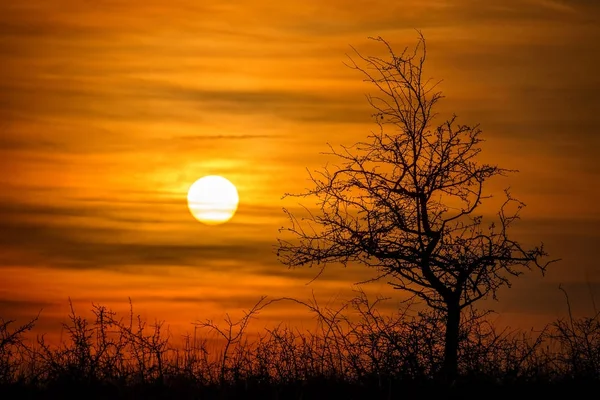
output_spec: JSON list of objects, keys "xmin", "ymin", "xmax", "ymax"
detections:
[
  {"xmin": 0, "ymin": 195, "xmax": 282, "ymax": 270},
  {"xmin": 494, "ymin": 280, "xmax": 600, "ymax": 316},
  {"xmin": 0, "ymin": 196, "xmax": 360, "ymax": 283},
  {"xmin": 0, "ymin": 79, "xmax": 369, "ymax": 126},
  {"xmin": 0, "ymin": 194, "xmax": 438, "ymax": 286},
  {"xmin": 175, "ymin": 134, "xmax": 281, "ymax": 141},
  {"xmin": 528, "ymin": 0, "xmax": 600, "ymax": 16},
  {"xmin": 152, "ymin": 86, "xmax": 368, "ymax": 123},
  {"xmin": 0, "ymin": 219, "xmax": 277, "ymax": 271},
  {"xmin": 0, "ymin": 299, "xmax": 53, "ymax": 326},
  {"xmin": 0, "ymin": 299, "xmax": 54, "ymax": 314}
]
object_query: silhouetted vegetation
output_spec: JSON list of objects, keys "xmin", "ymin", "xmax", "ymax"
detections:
[
  {"xmin": 1, "ymin": 291, "xmax": 599, "ymax": 399},
  {"xmin": 277, "ymin": 32, "xmax": 558, "ymax": 381}
]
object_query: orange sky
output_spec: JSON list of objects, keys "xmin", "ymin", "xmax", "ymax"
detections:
[{"xmin": 1, "ymin": 0, "xmax": 599, "ymax": 340}]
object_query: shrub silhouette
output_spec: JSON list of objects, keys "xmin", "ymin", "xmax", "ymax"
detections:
[{"xmin": 0, "ymin": 291, "xmax": 599, "ymax": 399}]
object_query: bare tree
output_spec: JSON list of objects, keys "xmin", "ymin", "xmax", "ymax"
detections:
[{"xmin": 277, "ymin": 33, "xmax": 557, "ymax": 381}]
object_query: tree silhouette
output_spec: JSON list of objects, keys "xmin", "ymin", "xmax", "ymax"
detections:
[{"xmin": 277, "ymin": 33, "xmax": 557, "ymax": 381}]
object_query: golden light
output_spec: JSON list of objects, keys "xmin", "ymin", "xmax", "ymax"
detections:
[{"xmin": 187, "ymin": 175, "xmax": 239, "ymax": 225}]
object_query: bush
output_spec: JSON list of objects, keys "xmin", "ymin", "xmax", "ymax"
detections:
[{"xmin": 0, "ymin": 291, "xmax": 599, "ymax": 398}]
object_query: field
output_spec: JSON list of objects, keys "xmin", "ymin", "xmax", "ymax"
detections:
[{"xmin": 1, "ymin": 292, "xmax": 599, "ymax": 399}]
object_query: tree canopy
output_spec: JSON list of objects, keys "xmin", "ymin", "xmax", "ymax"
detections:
[{"xmin": 277, "ymin": 33, "xmax": 557, "ymax": 379}]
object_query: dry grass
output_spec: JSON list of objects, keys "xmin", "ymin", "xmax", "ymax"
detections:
[{"xmin": 0, "ymin": 290, "xmax": 598, "ymax": 398}]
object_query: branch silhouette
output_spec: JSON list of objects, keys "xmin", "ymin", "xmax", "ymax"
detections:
[{"xmin": 277, "ymin": 31, "xmax": 559, "ymax": 381}]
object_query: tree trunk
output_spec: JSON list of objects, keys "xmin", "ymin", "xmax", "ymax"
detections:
[{"xmin": 442, "ymin": 302, "xmax": 461, "ymax": 383}]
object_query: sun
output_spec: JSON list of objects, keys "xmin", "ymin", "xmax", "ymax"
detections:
[{"xmin": 187, "ymin": 175, "xmax": 239, "ymax": 225}]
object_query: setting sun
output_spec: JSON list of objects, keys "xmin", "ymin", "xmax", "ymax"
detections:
[{"xmin": 187, "ymin": 175, "xmax": 239, "ymax": 225}]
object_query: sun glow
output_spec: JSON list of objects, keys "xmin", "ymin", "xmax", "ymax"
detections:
[{"xmin": 187, "ymin": 176, "xmax": 239, "ymax": 225}]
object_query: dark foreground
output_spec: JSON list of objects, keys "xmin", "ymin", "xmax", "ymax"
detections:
[
  {"xmin": 2, "ymin": 295, "xmax": 599, "ymax": 399},
  {"xmin": 2, "ymin": 379, "xmax": 600, "ymax": 399}
]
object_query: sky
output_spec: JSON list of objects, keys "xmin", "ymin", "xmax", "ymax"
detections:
[{"xmin": 1, "ymin": 0, "xmax": 599, "ymax": 339}]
